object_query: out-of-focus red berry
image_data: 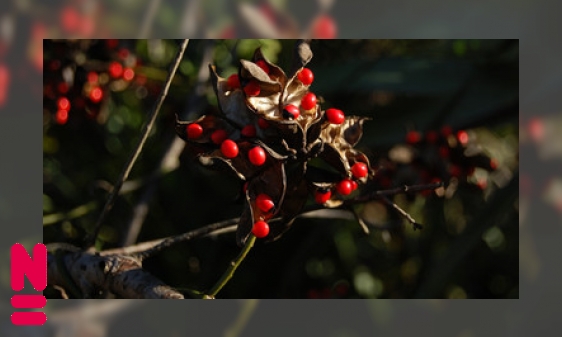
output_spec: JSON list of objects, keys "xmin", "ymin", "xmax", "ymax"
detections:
[
  {"xmin": 61, "ymin": 7, "xmax": 80, "ymax": 32},
  {"xmin": 312, "ymin": 15, "xmax": 337, "ymax": 39}
]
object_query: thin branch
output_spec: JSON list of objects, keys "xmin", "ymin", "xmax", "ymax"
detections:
[
  {"xmin": 137, "ymin": 0, "xmax": 164, "ymax": 39},
  {"xmin": 349, "ymin": 181, "xmax": 444, "ymax": 204},
  {"xmin": 121, "ymin": 43, "xmax": 214, "ymax": 247},
  {"xmin": 207, "ymin": 235, "xmax": 257, "ymax": 298},
  {"xmin": 129, "ymin": 217, "xmax": 240, "ymax": 260},
  {"xmin": 86, "ymin": 39, "xmax": 190, "ymax": 249},
  {"xmin": 224, "ymin": 299, "xmax": 260, "ymax": 337},
  {"xmin": 382, "ymin": 196, "xmax": 423, "ymax": 230},
  {"xmin": 101, "ymin": 182, "xmax": 442, "ymax": 258}
]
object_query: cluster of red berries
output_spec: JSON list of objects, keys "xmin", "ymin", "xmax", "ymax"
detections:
[
  {"xmin": 44, "ymin": 40, "xmax": 137, "ymax": 125},
  {"xmin": 371, "ymin": 126, "xmax": 499, "ymax": 195},
  {"xmin": 177, "ymin": 43, "xmax": 372, "ymax": 245}
]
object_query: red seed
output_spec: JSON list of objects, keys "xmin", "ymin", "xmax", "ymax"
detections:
[
  {"xmin": 457, "ymin": 130, "xmax": 469, "ymax": 145},
  {"xmin": 336, "ymin": 179, "xmax": 353, "ymax": 196},
  {"xmin": 256, "ymin": 194, "xmax": 274, "ymax": 212},
  {"xmin": 252, "ymin": 221, "xmax": 270, "ymax": 238},
  {"xmin": 89, "ymin": 87, "xmax": 103, "ymax": 103},
  {"xmin": 55, "ymin": 110, "xmax": 68, "ymax": 125},
  {"xmin": 406, "ymin": 130, "xmax": 421, "ymax": 144},
  {"xmin": 255, "ymin": 60, "xmax": 270, "ymax": 74},
  {"xmin": 441, "ymin": 125, "xmax": 453, "ymax": 137},
  {"xmin": 123, "ymin": 68, "xmax": 135, "ymax": 81},
  {"xmin": 244, "ymin": 80, "xmax": 261, "ymax": 96},
  {"xmin": 258, "ymin": 118, "xmax": 270, "ymax": 129},
  {"xmin": 297, "ymin": 68, "xmax": 314, "ymax": 86},
  {"xmin": 248, "ymin": 146, "xmax": 267, "ymax": 166},
  {"xmin": 109, "ymin": 61, "xmax": 123, "ymax": 78},
  {"xmin": 312, "ymin": 15, "xmax": 337, "ymax": 39},
  {"xmin": 227, "ymin": 74, "xmax": 240, "ymax": 89},
  {"xmin": 221, "ymin": 139, "xmax": 239, "ymax": 158},
  {"xmin": 301, "ymin": 92, "xmax": 317, "ymax": 110},
  {"xmin": 186, "ymin": 123, "xmax": 203, "ymax": 139},
  {"xmin": 326, "ymin": 108, "xmax": 345, "ymax": 124},
  {"xmin": 351, "ymin": 162, "xmax": 368, "ymax": 179},
  {"xmin": 211, "ymin": 129, "xmax": 228, "ymax": 144},
  {"xmin": 57, "ymin": 97, "xmax": 70, "ymax": 111},
  {"xmin": 241, "ymin": 124, "xmax": 257, "ymax": 138},
  {"xmin": 283, "ymin": 104, "xmax": 300, "ymax": 120},
  {"xmin": 315, "ymin": 189, "xmax": 332, "ymax": 204}
]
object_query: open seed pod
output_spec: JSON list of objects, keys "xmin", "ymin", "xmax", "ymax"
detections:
[{"xmin": 176, "ymin": 41, "xmax": 374, "ymax": 246}]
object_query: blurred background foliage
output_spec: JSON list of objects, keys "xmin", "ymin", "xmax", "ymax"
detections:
[{"xmin": 42, "ymin": 39, "xmax": 518, "ymax": 299}]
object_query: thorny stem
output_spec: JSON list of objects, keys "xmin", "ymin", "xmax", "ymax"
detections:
[
  {"xmin": 207, "ymin": 235, "xmax": 257, "ymax": 298},
  {"xmin": 86, "ymin": 39, "xmax": 190, "ymax": 250}
]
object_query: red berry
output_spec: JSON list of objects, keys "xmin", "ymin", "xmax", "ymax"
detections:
[
  {"xmin": 457, "ymin": 130, "xmax": 469, "ymax": 145},
  {"xmin": 241, "ymin": 124, "xmax": 257, "ymax": 138},
  {"xmin": 57, "ymin": 97, "xmax": 70, "ymax": 111},
  {"xmin": 248, "ymin": 146, "xmax": 267, "ymax": 166},
  {"xmin": 426, "ymin": 130, "xmax": 439, "ymax": 144},
  {"xmin": 255, "ymin": 60, "xmax": 270, "ymax": 74},
  {"xmin": 186, "ymin": 123, "xmax": 203, "ymax": 139},
  {"xmin": 326, "ymin": 108, "xmax": 345, "ymax": 124},
  {"xmin": 258, "ymin": 118, "xmax": 270, "ymax": 129},
  {"xmin": 312, "ymin": 15, "xmax": 337, "ymax": 39},
  {"xmin": 55, "ymin": 110, "xmax": 68, "ymax": 125},
  {"xmin": 351, "ymin": 162, "xmax": 368, "ymax": 179},
  {"xmin": 297, "ymin": 68, "xmax": 314, "ymax": 86},
  {"xmin": 211, "ymin": 129, "xmax": 228, "ymax": 144},
  {"xmin": 227, "ymin": 74, "xmax": 240, "ymax": 89},
  {"xmin": 528, "ymin": 118, "xmax": 543, "ymax": 142},
  {"xmin": 406, "ymin": 130, "xmax": 421, "ymax": 144},
  {"xmin": 256, "ymin": 194, "xmax": 274, "ymax": 212},
  {"xmin": 301, "ymin": 92, "xmax": 317, "ymax": 110},
  {"xmin": 336, "ymin": 179, "xmax": 353, "ymax": 196},
  {"xmin": 490, "ymin": 158, "xmax": 498, "ymax": 170},
  {"xmin": 441, "ymin": 125, "xmax": 453, "ymax": 137},
  {"xmin": 244, "ymin": 80, "xmax": 261, "ymax": 96},
  {"xmin": 57, "ymin": 82, "xmax": 69, "ymax": 94},
  {"xmin": 252, "ymin": 221, "xmax": 270, "ymax": 238},
  {"xmin": 350, "ymin": 180, "xmax": 358, "ymax": 191},
  {"xmin": 89, "ymin": 87, "xmax": 103, "ymax": 103},
  {"xmin": 315, "ymin": 189, "xmax": 332, "ymax": 204},
  {"xmin": 109, "ymin": 61, "xmax": 123, "ymax": 78},
  {"xmin": 61, "ymin": 7, "xmax": 80, "ymax": 32},
  {"xmin": 87, "ymin": 71, "xmax": 98, "ymax": 83},
  {"xmin": 283, "ymin": 104, "xmax": 300, "ymax": 120},
  {"xmin": 221, "ymin": 139, "xmax": 239, "ymax": 158},
  {"xmin": 450, "ymin": 165, "xmax": 462, "ymax": 178},
  {"xmin": 123, "ymin": 68, "xmax": 135, "ymax": 81}
]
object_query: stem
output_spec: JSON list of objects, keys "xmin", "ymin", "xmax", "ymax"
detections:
[
  {"xmin": 208, "ymin": 235, "xmax": 256, "ymax": 298},
  {"xmin": 382, "ymin": 196, "xmax": 423, "ymax": 230},
  {"xmin": 224, "ymin": 299, "xmax": 260, "ymax": 337},
  {"xmin": 86, "ymin": 39, "xmax": 190, "ymax": 249},
  {"xmin": 131, "ymin": 217, "xmax": 240, "ymax": 260}
]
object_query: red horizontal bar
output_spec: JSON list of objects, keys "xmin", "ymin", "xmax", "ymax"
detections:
[{"xmin": 11, "ymin": 295, "xmax": 46, "ymax": 308}]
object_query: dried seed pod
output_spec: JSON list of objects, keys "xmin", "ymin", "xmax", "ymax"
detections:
[{"xmin": 177, "ymin": 42, "xmax": 374, "ymax": 246}]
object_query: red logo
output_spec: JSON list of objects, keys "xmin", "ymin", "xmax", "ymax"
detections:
[{"xmin": 10, "ymin": 243, "xmax": 48, "ymax": 325}]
